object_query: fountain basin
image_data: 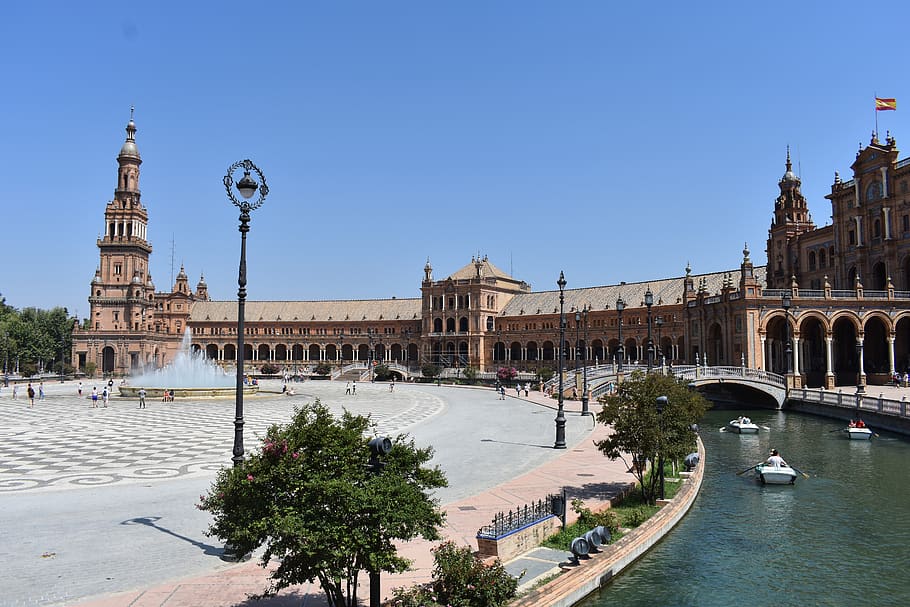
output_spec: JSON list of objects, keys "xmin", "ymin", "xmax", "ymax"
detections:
[{"xmin": 119, "ymin": 385, "xmax": 259, "ymax": 399}]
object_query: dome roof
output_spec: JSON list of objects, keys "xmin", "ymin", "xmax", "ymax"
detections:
[{"xmin": 118, "ymin": 116, "xmax": 140, "ymax": 159}]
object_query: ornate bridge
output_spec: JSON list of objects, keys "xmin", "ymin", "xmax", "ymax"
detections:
[{"xmin": 575, "ymin": 364, "xmax": 789, "ymax": 409}]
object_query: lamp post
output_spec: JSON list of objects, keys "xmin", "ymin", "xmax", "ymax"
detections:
[
  {"xmin": 616, "ymin": 297, "xmax": 625, "ymax": 372},
  {"xmin": 555, "ymin": 272, "xmax": 567, "ymax": 449},
  {"xmin": 655, "ymin": 395, "xmax": 667, "ymax": 500},
  {"xmin": 781, "ymin": 291, "xmax": 793, "ymax": 376},
  {"xmin": 645, "ymin": 287, "xmax": 654, "ymax": 373},
  {"xmin": 367, "ymin": 329, "xmax": 375, "ymax": 382},
  {"xmin": 855, "ymin": 340, "xmax": 866, "ymax": 394},
  {"xmin": 577, "ymin": 306, "xmax": 590, "ymax": 416},
  {"xmin": 655, "ymin": 316, "xmax": 664, "ymax": 368},
  {"xmin": 225, "ymin": 159, "xmax": 268, "ymax": 468},
  {"xmin": 366, "ymin": 436, "xmax": 392, "ymax": 607},
  {"xmin": 339, "ymin": 330, "xmax": 345, "ymax": 368}
]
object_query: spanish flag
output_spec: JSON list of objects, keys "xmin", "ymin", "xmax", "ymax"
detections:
[{"xmin": 876, "ymin": 97, "xmax": 897, "ymax": 111}]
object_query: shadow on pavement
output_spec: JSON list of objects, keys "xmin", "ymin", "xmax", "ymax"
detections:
[{"xmin": 121, "ymin": 516, "xmax": 225, "ymax": 557}]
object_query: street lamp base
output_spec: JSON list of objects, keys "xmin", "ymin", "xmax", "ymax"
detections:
[{"xmin": 581, "ymin": 396, "xmax": 590, "ymax": 416}]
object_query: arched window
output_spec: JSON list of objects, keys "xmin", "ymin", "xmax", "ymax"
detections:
[
  {"xmin": 819, "ymin": 248, "xmax": 826, "ymax": 268},
  {"xmin": 873, "ymin": 218, "xmax": 882, "ymax": 238},
  {"xmin": 433, "ymin": 318, "xmax": 443, "ymax": 332},
  {"xmin": 808, "ymin": 251, "xmax": 816, "ymax": 271},
  {"xmin": 459, "ymin": 317, "xmax": 469, "ymax": 332}
]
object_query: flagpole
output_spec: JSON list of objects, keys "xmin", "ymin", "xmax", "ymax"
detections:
[{"xmin": 875, "ymin": 94, "xmax": 879, "ymax": 138}]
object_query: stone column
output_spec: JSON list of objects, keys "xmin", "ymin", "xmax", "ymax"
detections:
[
  {"xmin": 888, "ymin": 336, "xmax": 896, "ymax": 374},
  {"xmin": 825, "ymin": 336, "xmax": 835, "ymax": 389}
]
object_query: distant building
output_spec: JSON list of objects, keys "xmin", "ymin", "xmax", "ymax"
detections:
[{"xmin": 73, "ymin": 118, "xmax": 910, "ymax": 389}]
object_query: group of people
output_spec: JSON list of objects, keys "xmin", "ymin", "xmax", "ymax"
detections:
[
  {"xmin": 494, "ymin": 381, "xmax": 532, "ymax": 400},
  {"xmin": 892, "ymin": 371, "xmax": 910, "ymax": 387},
  {"xmin": 848, "ymin": 419, "xmax": 866, "ymax": 428}
]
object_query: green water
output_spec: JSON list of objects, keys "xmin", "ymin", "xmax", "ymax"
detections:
[{"xmin": 579, "ymin": 409, "xmax": 910, "ymax": 607}]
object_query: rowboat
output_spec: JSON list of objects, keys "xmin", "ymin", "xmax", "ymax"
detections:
[
  {"xmin": 755, "ymin": 463, "xmax": 797, "ymax": 485},
  {"xmin": 726, "ymin": 417, "xmax": 760, "ymax": 434},
  {"xmin": 845, "ymin": 426, "xmax": 873, "ymax": 440},
  {"xmin": 756, "ymin": 464, "xmax": 797, "ymax": 485}
]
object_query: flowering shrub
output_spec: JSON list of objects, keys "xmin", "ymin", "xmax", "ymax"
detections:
[
  {"xmin": 391, "ymin": 541, "xmax": 519, "ymax": 607},
  {"xmin": 496, "ymin": 367, "xmax": 517, "ymax": 381}
]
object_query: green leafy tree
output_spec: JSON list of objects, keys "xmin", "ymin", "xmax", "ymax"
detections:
[
  {"xmin": 421, "ymin": 363, "xmax": 441, "ymax": 378},
  {"xmin": 313, "ymin": 362, "xmax": 332, "ymax": 376},
  {"xmin": 259, "ymin": 362, "xmax": 279, "ymax": 375},
  {"xmin": 199, "ymin": 400, "xmax": 447, "ymax": 607},
  {"xmin": 595, "ymin": 372, "xmax": 710, "ymax": 505},
  {"xmin": 462, "ymin": 366, "xmax": 478, "ymax": 384},
  {"xmin": 373, "ymin": 363, "xmax": 392, "ymax": 381},
  {"xmin": 537, "ymin": 367, "xmax": 554, "ymax": 382},
  {"xmin": 83, "ymin": 361, "xmax": 97, "ymax": 378}
]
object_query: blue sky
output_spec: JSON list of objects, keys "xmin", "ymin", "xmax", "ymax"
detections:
[{"xmin": 3, "ymin": 1, "xmax": 909, "ymax": 318}]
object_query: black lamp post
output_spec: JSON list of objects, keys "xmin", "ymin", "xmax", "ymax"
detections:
[
  {"xmin": 616, "ymin": 297, "xmax": 625, "ymax": 372},
  {"xmin": 655, "ymin": 395, "xmax": 667, "ymax": 500},
  {"xmin": 655, "ymin": 316, "xmax": 664, "ymax": 366},
  {"xmin": 583, "ymin": 306, "xmax": 592, "ymax": 413},
  {"xmin": 645, "ymin": 287, "xmax": 654, "ymax": 372},
  {"xmin": 366, "ymin": 436, "xmax": 392, "ymax": 607},
  {"xmin": 855, "ymin": 340, "xmax": 865, "ymax": 394},
  {"xmin": 555, "ymin": 271, "xmax": 567, "ymax": 449},
  {"xmin": 225, "ymin": 159, "xmax": 268, "ymax": 468},
  {"xmin": 781, "ymin": 291, "xmax": 793, "ymax": 375}
]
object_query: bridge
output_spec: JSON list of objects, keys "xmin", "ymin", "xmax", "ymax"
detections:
[{"xmin": 545, "ymin": 363, "xmax": 788, "ymax": 409}]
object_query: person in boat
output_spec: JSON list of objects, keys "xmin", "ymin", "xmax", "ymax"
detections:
[
  {"xmin": 741, "ymin": 416, "xmax": 751, "ymax": 425},
  {"xmin": 765, "ymin": 449, "xmax": 787, "ymax": 468},
  {"xmin": 855, "ymin": 419, "xmax": 866, "ymax": 428},
  {"xmin": 848, "ymin": 419, "xmax": 856, "ymax": 428}
]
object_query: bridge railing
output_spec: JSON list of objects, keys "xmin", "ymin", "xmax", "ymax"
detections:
[{"xmin": 790, "ymin": 387, "xmax": 910, "ymax": 420}]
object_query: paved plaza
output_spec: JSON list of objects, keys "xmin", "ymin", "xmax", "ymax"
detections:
[{"xmin": 0, "ymin": 379, "xmax": 618, "ymax": 606}]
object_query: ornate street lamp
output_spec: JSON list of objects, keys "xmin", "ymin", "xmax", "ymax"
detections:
[
  {"xmin": 655, "ymin": 395, "xmax": 667, "ymax": 500},
  {"xmin": 555, "ymin": 271, "xmax": 568, "ymax": 449},
  {"xmin": 855, "ymin": 340, "xmax": 865, "ymax": 394},
  {"xmin": 781, "ymin": 291, "xmax": 793, "ymax": 375},
  {"xmin": 616, "ymin": 297, "xmax": 625, "ymax": 372},
  {"xmin": 582, "ymin": 306, "xmax": 590, "ymax": 415},
  {"xmin": 645, "ymin": 287, "xmax": 654, "ymax": 372},
  {"xmin": 224, "ymin": 159, "xmax": 268, "ymax": 468},
  {"xmin": 366, "ymin": 435, "xmax": 392, "ymax": 607}
]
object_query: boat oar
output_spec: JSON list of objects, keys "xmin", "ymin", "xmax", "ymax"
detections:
[
  {"xmin": 736, "ymin": 463, "xmax": 762, "ymax": 476},
  {"xmin": 789, "ymin": 465, "xmax": 810, "ymax": 479}
]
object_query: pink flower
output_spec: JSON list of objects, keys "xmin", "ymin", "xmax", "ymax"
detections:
[
  {"xmin": 292, "ymin": 452, "xmax": 299, "ymax": 459},
  {"xmin": 247, "ymin": 474, "xmax": 254, "ymax": 481}
]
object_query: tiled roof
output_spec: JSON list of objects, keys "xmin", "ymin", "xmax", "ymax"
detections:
[
  {"xmin": 190, "ymin": 298, "xmax": 422, "ymax": 323},
  {"xmin": 447, "ymin": 257, "xmax": 513, "ymax": 281},
  {"xmin": 500, "ymin": 266, "xmax": 766, "ymax": 316}
]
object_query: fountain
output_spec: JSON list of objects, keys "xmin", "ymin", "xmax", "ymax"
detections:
[{"xmin": 119, "ymin": 329, "xmax": 257, "ymax": 398}]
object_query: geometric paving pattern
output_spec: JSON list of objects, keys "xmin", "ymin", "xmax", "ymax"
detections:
[{"xmin": 0, "ymin": 380, "xmax": 445, "ymax": 493}]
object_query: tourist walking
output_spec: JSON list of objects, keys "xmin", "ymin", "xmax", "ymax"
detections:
[
  {"xmin": 78, "ymin": 381, "xmax": 83, "ymax": 397},
  {"xmin": 524, "ymin": 382, "xmax": 529, "ymax": 397},
  {"xmin": 351, "ymin": 381, "xmax": 356, "ymax": 395},
  {"xmin": 138, "ymin": 388, "xmax": 147, "ymax": 409},
  {"xmin": 91, "ymin": 386, "xmax": 98, "ymax": 408},
  {"xmin": 389, "ymin": 380, "xmax": 394, "ymax": 392},
  {"xmin": 102, "ymin": 386, "xmax": 109, "ymax": 407},
  {"xmin": 499, "ymin": 384, "xmax": 506, "ymax": 400},
  {"xmin": 12, "ymin": 385, "xmax": 18, "ymax": 399},
  {"xmin": 38, "ymin": 382, "xmax": 45, "ymax": 400},
  {"xmin": 27, "ymin": 383, "xmax": 35, "ymax": 408},
  {"xmin": 345, "ymin": 381, "xmax": 351, "ymax": 395}
]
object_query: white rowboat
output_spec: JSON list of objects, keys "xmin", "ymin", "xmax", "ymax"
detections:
[
  {"xmin": 726, "ymin": 417, "xmax": 760, "ymax": 434},
  {"xmin": 755, "ymin": 463, "xmax": 797, "ymax": 485}
]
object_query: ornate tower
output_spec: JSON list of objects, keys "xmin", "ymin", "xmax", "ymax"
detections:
[{"xmin": 766, "ymin": 147, "xmax": 815, "ymax": 288}]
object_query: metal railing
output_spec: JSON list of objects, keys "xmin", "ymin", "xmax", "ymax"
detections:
[{"xmin": 476, "ymin": 494, "xmax": 561, "ymax": 540}]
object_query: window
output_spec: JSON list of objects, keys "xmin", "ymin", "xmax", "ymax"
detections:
[
  {"xmin": 848, "ymin": 230, "xmax": 856, "ymax": 245},
  {"xmin": 873, "ymin": 219, "xmax": 882, "ymax": 238},
  {"xmin": 866, "ymin": 182, "xmax": 882, "ymax": 201},
  {"xmin": 808, "ymin": 251, "xmax": 816, "ymax": 271},
  {"xmin": 114, "ymin": 263, "xmax": 122, "ymax": 275},
  {"xmin": 819, "ymin": 249, "xmax": 826, "ymax": 268},
  {"xmin": 904, "ymin": 215, "xmax": 910, "ymax": 233}
]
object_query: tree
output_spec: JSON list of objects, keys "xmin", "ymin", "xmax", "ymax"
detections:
[
  {"xmin": 537, "ymin": 367, "xmax": 554, "ymax": 382},
  {"xmin": 421, "ymin": 363, "xmax": 441, "ymax": 378},
  {"xmin": 373, "ymin": 363, "xmax": 393, "ymax": 381},
  {"xmin": 259, "ymin": 362, "xmax": 279, "ymax": 375},
  {"xmin": 313, "ymin": 362, "xmax": 332, "ymax": 376},
  {"xmin": 199, "ymin": 400, "xmax": 447, "ymax": 607},
  {"xmin": 461, "ymin": 366, "xmax": 478, "ymax": 384},
  {"xmin": 595, "ymin": 372, "xmax": 710, "ymax": 504}
]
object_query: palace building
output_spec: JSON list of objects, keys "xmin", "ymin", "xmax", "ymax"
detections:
[{"xmin": 72, "ymin": 119, "xmax": 910, "ymax": 390}]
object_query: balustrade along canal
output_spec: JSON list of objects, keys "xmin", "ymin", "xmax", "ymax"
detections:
[{"xmin": 579, "ymin": 408, "xmax": 910, "ymax": 607}]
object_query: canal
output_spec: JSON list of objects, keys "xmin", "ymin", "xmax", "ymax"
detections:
[{"xmin": 579, "ymin": 408, "xmax": 910, "ymax": 607}]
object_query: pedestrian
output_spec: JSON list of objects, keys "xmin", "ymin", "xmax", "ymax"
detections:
[
  {"xmin": 515, "ymin": 384, "xmax": 521, "ymax": 397},
  {"xmin": 27, "ymin": 383, "xmax": 35, "ymax": 408},
  {"xmin": 102, "ymin": 386, "xmax": 109, "ymax": 407},
  {"xmin": 91, "ymin": 386, "xmax": 98, "ymax": 408},
  {"xmin": 12, "ymin": 385, "xmax": 18, "ymax": 399},
  {"xmin": 345, "ymin": 381, "xmax": 351, "ymax": 395},
  {"xmin": 351, "ymin": 381, "xmax": 356, "ymax": 395},
  {"xmin": 389, "ymin": 380, "xmax": 395, "ymax": 392},
  {"xmin": 524, "ymin": 382, "xmax": 529, "ymax": 397},
  {"xmin": 572, "ymin": 386, "xmax": 578, "ymax": 400},
  {"xmin": 78, "ymin": 381, "xmax": 83, "ymax": 397},
  {"xmin": 39, "ymin": 382, "xmax": 45, "ymax": 400},
  {"xmin": 138, "ymin": 388, "xmax": 147, "ymax": 409},
  {"xmin": 499, "ymin": 384, "xmax": 506, "ymax": 400}
]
